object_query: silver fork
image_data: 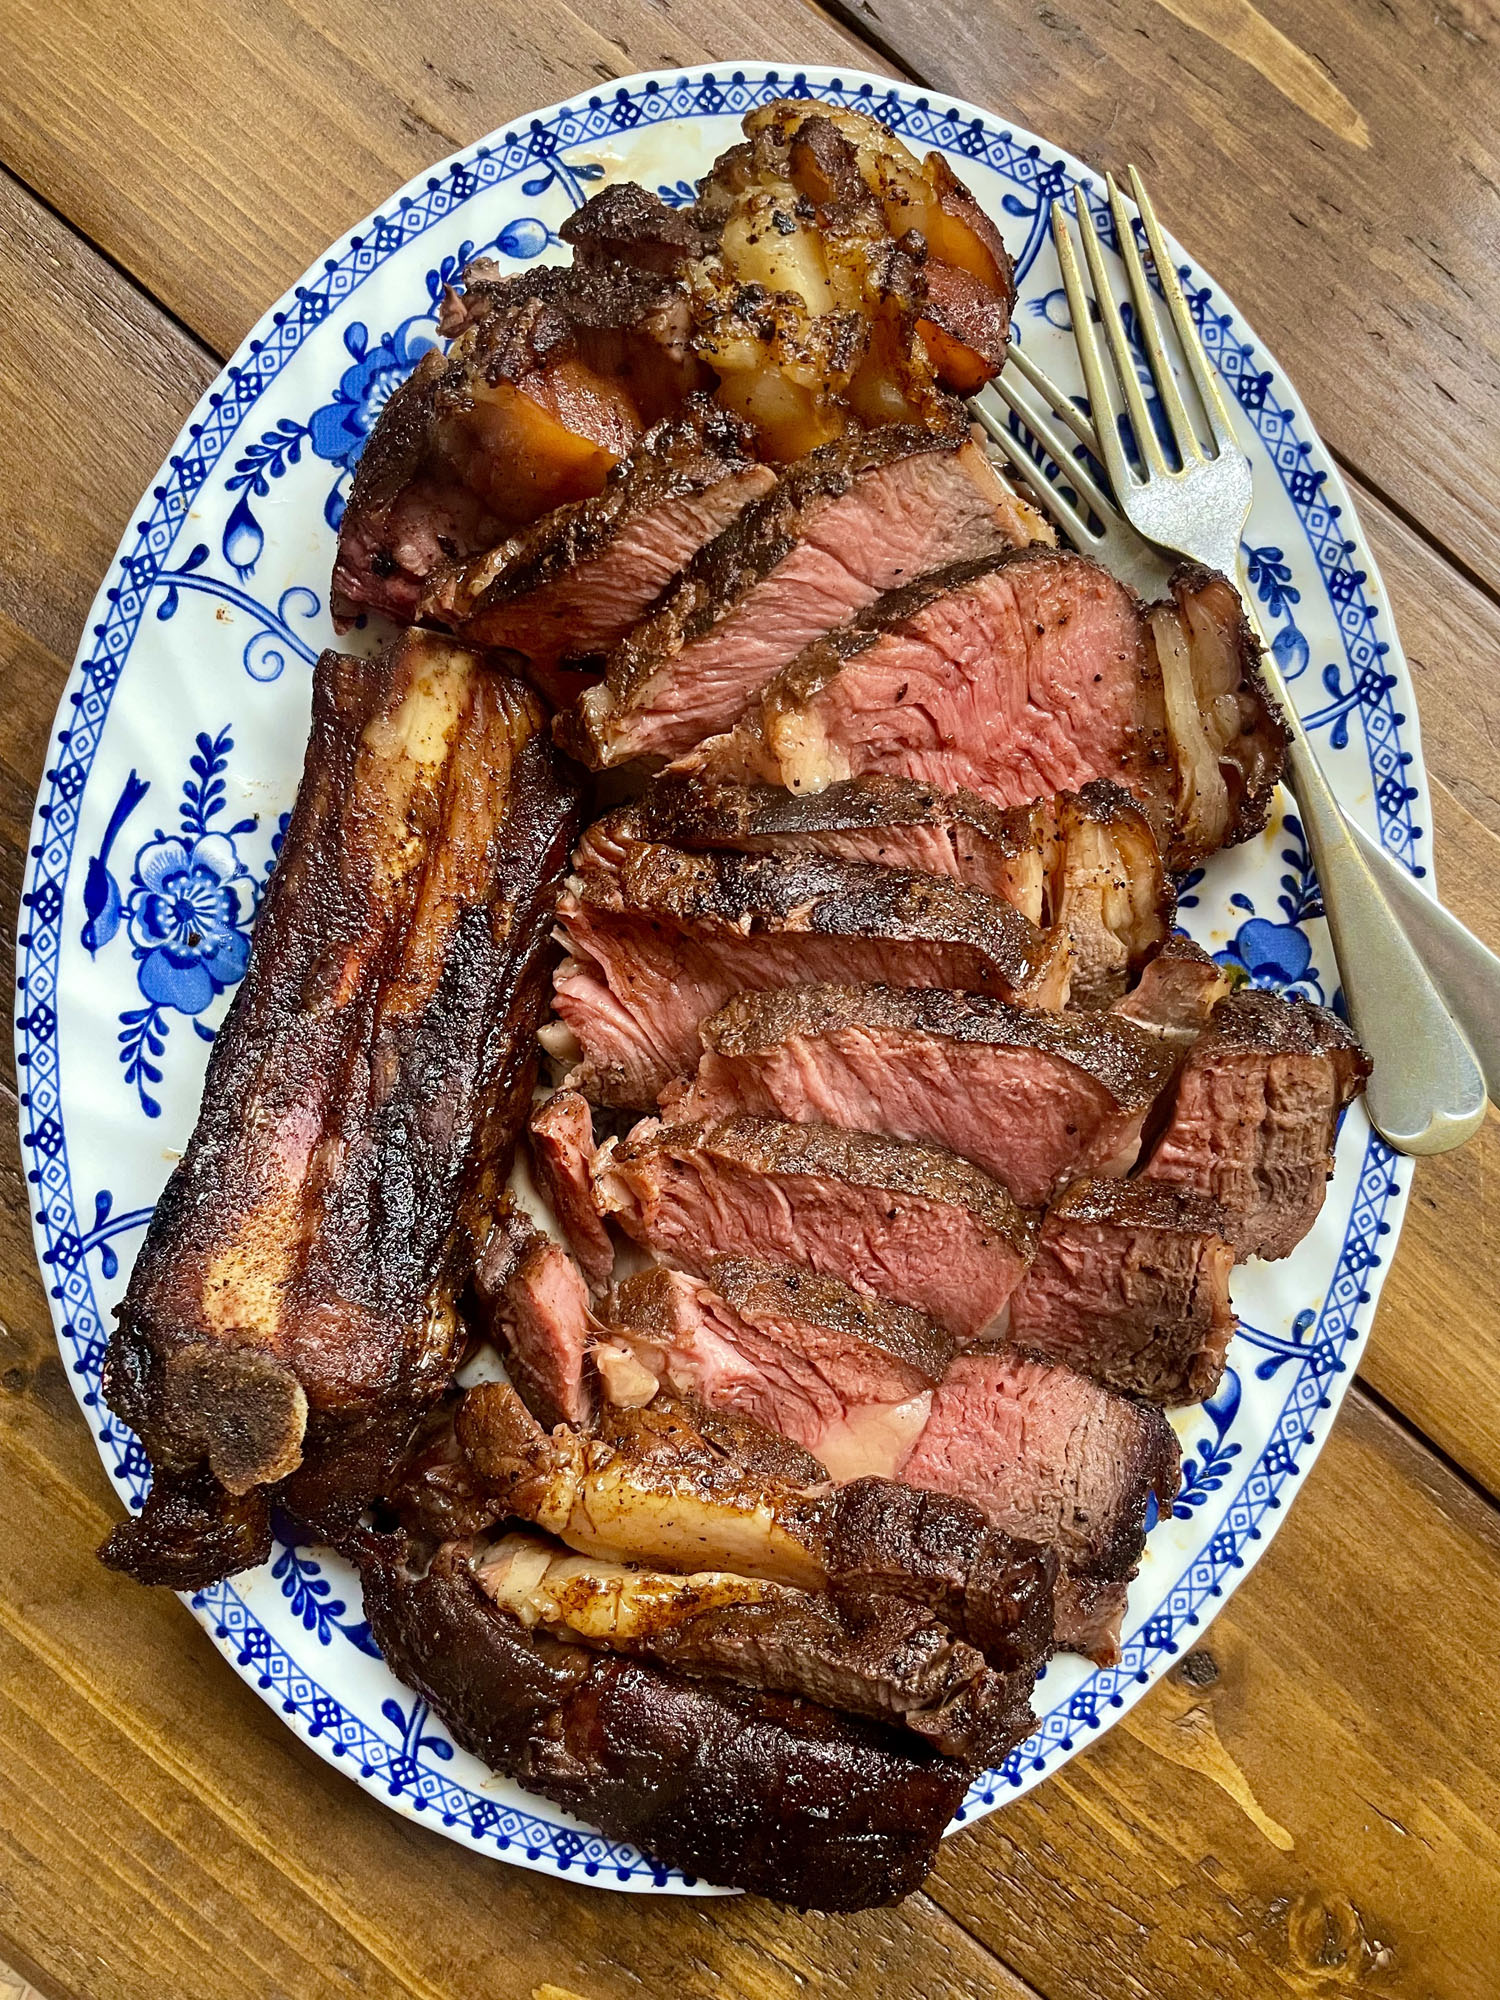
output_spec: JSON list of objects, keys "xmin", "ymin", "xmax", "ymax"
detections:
[{"xmin": 969, "ymin": 173, "xmax": 1487, "ymax": 1156}]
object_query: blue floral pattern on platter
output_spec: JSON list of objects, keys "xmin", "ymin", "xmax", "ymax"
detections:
[{"xmin": 17, "ymin": 64, "xmax": 1421, "ymax": 1894}]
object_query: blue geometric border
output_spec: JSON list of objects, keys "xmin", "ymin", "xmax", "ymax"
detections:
[{"xmin": 15, "ymin": 62, "xmax": 1413, "ymax": 1888}]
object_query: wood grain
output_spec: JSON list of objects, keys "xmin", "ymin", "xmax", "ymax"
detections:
[{"xmin": 1, "ymin": 0, "xmax": 1498, "ymax": 606}]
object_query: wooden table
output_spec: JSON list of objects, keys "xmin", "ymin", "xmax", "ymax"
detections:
[{"xmin": 2, "ymin": 4, "xmax": 1499, "ymax": 1995}]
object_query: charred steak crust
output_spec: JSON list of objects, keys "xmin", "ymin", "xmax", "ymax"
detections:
[
  {"xmin": 1043, "ymin": 1176, "xmax": 1231, "ymax": 1234},
  {"xmin": 704, "ymin": 1258, "xmax": 958, "ymax": 1387},
  {"xmin": 698, "ymin": 984, "xmax": 1176, "ymax": 1108},
  {"xmin": 101, "ymin": 637, "xmax": 583, "ymax": 1584},
  {"xmin": 1169, "ymin": 561, "xmax": 1286, "ymax": 850},
  {"xmin": 575, "ymin": 832, "xmax": 1061, "ymax": 994},
  {"xmin": 614, "ymin": 1116, "xmax": 1037, "ymax": 1256},
  {"xmin": 358, "ymin": 1535, "xmax": 975, "ymax": 1911},
  {"xmin": 634, "ymin": 771, "xmax": 1028, "ymax": 853},
  {"xmin": 1200, "ymin": 985, "xmax": 1370, "ymax": 1060}
]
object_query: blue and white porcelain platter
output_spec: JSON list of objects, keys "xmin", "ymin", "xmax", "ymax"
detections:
[{"xmin": 17, "ymin": 62, "xmax": 1423, "ymax": 1894}]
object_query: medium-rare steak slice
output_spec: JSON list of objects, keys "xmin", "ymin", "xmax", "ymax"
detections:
[
  {"xmin": 473, "ymin": 1530, "xmax": 1033, "ymax": 1763},
  {"xmin": 557, "ymin": 423, "xmax": 1039, "ymax": 768},
  {"xmin": 472, "ymin": 1211, "xmax": 597, "ymax": 1430},
  {"xmin": 331, "ymin": 259, "xmax": 707, "ymax": 626},
  {"xmin": 633, "ymin": 772, "xmax": 1051, "ymax": 913},
  {"xmin": 1139, "ymin": 987, "xmax": 1372, "ymax": 1260},
  {"xmin": 605, "ymin": 1259, "xmax": 955, "ymax": 1479},
  {"xmin": 661, "ymin": 984, "xmax": 1178, "ymax": 1205},
  {"xmin": 420, "ymin": 399, "xmax": 777, "ymax": 672},
  {"xmin": 527, "ymin": 1091, "xmax": 615, "ymax": 1292},
  {"xmin": 1112, "ymin": 933, "xmax": 1231, "ymax": 1050},
  {"xmin": 549, "ymin": 825, "xmax": 1071, "ymax": 1105},
  {"xmin": 901, "ymin": 1349, "xmax": 1180, "ymax": 1661},
  {"xmin": 1007, "ymin": 1179, "xmax": 1236, "ymax": 1404},
  {"xmin": 596, "ymin": 1116, "xmax": 1037, "ymax": 1342},
  {"xmin": 359, "ymin": 1533, "xmax": 975, "ymax": 1910},
  {"xmin": 457, "ymin": 1381, "xmax": 1057, "ymax": 1675},
  {"xmin": 100, "ymin": 634, "xmax": 582, "ymax": 1587},
  {"xmin": 688, "ymin": 549, "xmax": 1283, "ymax": 870},
  {"xmin": 635, "ymin": 774, "xmax": 1169, "ymax": 1003}
]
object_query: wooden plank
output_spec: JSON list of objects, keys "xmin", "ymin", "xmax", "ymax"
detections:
[
  {"xmin": 925, "ymin": 1388, "xmax": 1500, "ymax": 2000},
  {"xmin": 0, "ymin": 0, "xmax": 866, "ymax": 360},
  {"xmin": 1, "ymin": 1, "xmax": 1498, "ymax": 602}
]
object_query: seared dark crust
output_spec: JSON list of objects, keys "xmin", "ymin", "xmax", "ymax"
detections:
[
  {"xmin": 1044, "ymin": 1176, "xmax": 1232, "ymax": 1236},
  {"xmin": 1166, "ymin": 562, "xmax": 1288, "ymax": 853},
  {"xmin": 1206, "ymin": 986, "xmax": 1372, "ymax": 1063},
  {"xmin": 634, "ymin": 772, "xmax": 1030, "ymax": 853},
  {"xmin": 359, "ymin": 1536, "xmax": 974, "ymax": 1911},
  {"xmin": 559, "ymin": 181, "xmax": 712, "ymax": 272},
  {"xmin": 98, "ymin": 1466, "xmax": 274, "ymax": 1590},
  {"xmin": 615, "ymin": 1116, "xmax": 1037, "ymax": 1255},
  {"xmin": 101, "ymin": 636, "xmax": 583, "ymax": 1580},
  {"xmin": 705, "ymin": 1257, "xmax": 958, "ymax": 1386},
  {"xmin": 451, "ymin": 260, "xmax": 692, "ymax": 384},
  {"xmin": 573, "ymin": 834, "xmax": 1061, "ymax": 997},
  {"xmin": 763, "ymin": 545, "xmax": 1140, "ymax": 711},
  {"xmin": 698, "ymin": 984, "xmax": 1177, "ymax": 1109},
  {"xmin": 424, "ymin": 399, "xmax": 768, "ymax": 625},
  {"xmin": 584, "ymin": 421, "xmax": 973, "ymax": 716}
]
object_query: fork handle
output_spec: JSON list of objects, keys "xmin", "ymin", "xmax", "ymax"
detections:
[
  {"xmin": 1275, "ymin": 718, "xmax": 1486, "ymax": 1152},
  {"xmin": 1349, "ymin": 817, "xmax": 1500, "ymax": 1110}
]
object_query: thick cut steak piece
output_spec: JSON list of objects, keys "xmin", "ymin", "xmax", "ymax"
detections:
[
  {"xmin": 101, "ymin": 634, "xmax": 582, "ymax": 1587},
  {"xmin": 549, "ymin": 824, "xmax": 1071, "ymax": 1106},
  {"xmin": 686, "ymin": 550, "xmax": 1283, "ymax": 870},
  {"xmin": 662, "ymin": 984, "xmax": 1177, "ymax": 1206},
  {"xmin": 1139, "ymin": 988, "xmax": 1371, "ymax": 1259},
  {"xmin": 557, "ymin": 424, "xmax": 1038, "ymax": 768},
  {"xmin": 1008, "ymin": 1178, "xmax": 1236, "ymax": 1404},
  {"xmin": 421, "ymin": 399, "xmax": 776, "ymax": 672},
  {"xmin": 901, "ymin": 1349, "xmax": 1180, "ymax": 1662},
  {"xmin": 605, "ymin": 1259, "xmax": 955, "ymax": 1479},
  {"xmin": 472, "ymin": 1530, "xmax": 1033, "ymax": 1764},
  {"xmin": 631, "ymin": 773, "xmax": 1171, "ymax": 1001},
  {"xmin": 360, "ymin": 1535, "xmax": 975, "ymax": 1911},
  {"xmin": 596, "ymin": 1116, "xmax": 1037, "ymax": 1342},
  {"xmin": 331, "ymin": 259, "xmax": 706, "ymax": 625},
  {"xmin": 1112, "ymin": 933, "xmax": 1231, "ymax": 1050},
  {"xmin": 473, "ymin": 1211, "xmax": 596, "ymax": 1430}
]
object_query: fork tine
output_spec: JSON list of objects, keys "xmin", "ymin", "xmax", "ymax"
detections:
[
  {"xmin": 987, "ymin": 373, "xmax": 1119, "ymax": 524},
  {"xmin": 1126, "ymin": 165, "xmax": 1238, "ymax": 456},
  {"xmin": 1050, "ymin": 199, "xmax": 1136, "ymax": 498},
  {"xmin": 1070, "ymin": 186, "xmax": 1168, "ymax": 478},
  {"xmin": 1003, "ymin": 340, "xmax": 1103, "ymax": 460},
  {"xmin": 1104, "ymin": 172, "xmax": 1202, "ymax": 467},
  {"xmin": 969, "ymin": 395, "xmax": 1101, "ymax": 550}
]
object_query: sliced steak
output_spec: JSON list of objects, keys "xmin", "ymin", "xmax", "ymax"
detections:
[
  {"xmin": 1112, "ymin": 933, "xmax": 1231, "ymax": 1051},
  {"xmin": 632, "ymin": 771, "xmax": 1050, "ymax": 914},
  {"xmin": 901, "ymin": 1349, "xmax": 1180, "ymax": 1661},
  {"xmin": 605, "ymin": 1260, "xmax": 954, "ymax": 1479},
  {"xmin": 662, "ymin": 984, "xmax": 1177, "ymax": 1206},
  {"xmin": 560, "ymin": 179, "xmax": 712, "ymax": 276},
  {"xmin": 1139, "ymin": 987, "xmax": 1372, "ymax": 1259},
  {"xmin": 421, "ymin": 399, "xmax": 776, "ymax": 672},
  {"xmin": 1008, "ymin": 1178, "xmax": 1236, "ymax": 1404},
  {"xmin": 473, "ymin": 1211, "xmax": 597, "ymax": 1430},
  {"xmin": 457, "ymin": 1381, "xmax": 1056, "ymax": 1675},
  {"xmin": 687, "ymin": 549, "xmax": 1282, "ymax": 870},
  {"xmin": 360, "ymin": 1534, "xmax": 975, "ymax": 1910},
  {"xmin": 550, "ymin": 828, "xmax": 1071, "ymax": 1105},
  {"xmin": 331, "ymin": 260, "xmax": 706, "ymax": 626},
  {"xmin": 558, "ymin": 423, "xmax": 1038, "ymax": 768},
  {"xmin": 473, "ymin": 1530, "xmax": 1033, "ymax": 1764},
  {"xmin": 597, "ymin": 1116, "xmax": 1037, "ymax": 1342},
  {"xmin": 527, "ymin": 1091, "xmax": 615, "ymax": 1291}
]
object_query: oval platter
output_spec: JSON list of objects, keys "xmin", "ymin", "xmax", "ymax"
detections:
[{"xmin": 16, "ymin": 62, "xmax": 1421, "ymax": 1893}]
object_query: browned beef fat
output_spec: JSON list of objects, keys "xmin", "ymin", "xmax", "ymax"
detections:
[
  {"xmin": 359, "ymin": 1536, "xmax": 975, "ymax": 1910},
  {"xmin": 559, "ymin": 423, "xmax": 1037, "ymax": 768},
  {"xmin": 421, "ymin": 399, "xmax": 777, "ymax": 671},
  {"xmin": 551, "ymin": 828, "xmax": 1071, "ymax": 1106},
  {"xmin": 1139, "ymin": 988, "xmax": 1371, "ymax": 1259},
  {"xmin": 662, "ymin": 983, "xmax": 1177, "ymax": 1206},
  {"xmin": 1008, "ymin": 1178, "xmax": 1237, "ymax": 1404},
  {"xmin": 597, "ymin": 1116, "xmax": 1037, "ymax": 1342},
  {"xmin": 1111, "ymin": 933, "xmax": 1231, "ymax": 1050}
]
